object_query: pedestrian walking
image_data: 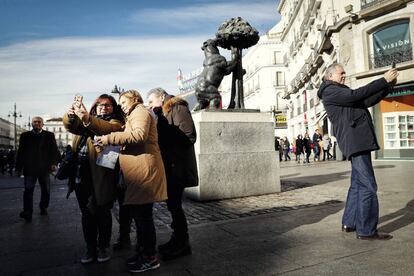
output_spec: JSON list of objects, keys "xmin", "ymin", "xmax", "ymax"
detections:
[
  {"xmin": 274, "ymin": 136, "xmax": 281, "ymax": 162},
  {"xmin": 15, "ymin": 117, "xmax": 60, "ymax": 221},
  {"xmin": 295, "ymin": 134, "xmax": 304, "ymax": 164},
  {"xmin": 278, "ymin": 138, "xmax": 284, "ymax": 162},
  {"xmin": 63, "ymin": 94, "xmax": 124, "ymax": 264},
  {"xmin": 322, "ymin": 134, "xmax": 333, "ymax": 161},
  {"xmin": 95, "ymin": 89, "xmax": 167, "ymax": 273},
  {"xmin": 312, "ymin": 129, "xmax": 322, "ymax": 161},
  {"xmin": 303, "ymin": 133, "xmax": 312, "ymax": 163},
  {"xmin": 0, "ymin": 149, "xmax": 6, "ymax": 174},
  {"xmin": 6, "ymin": 149, "xmax": 15, "ymax": 175},
  {"xmin": 147, "ymin": 87, "xmax": 198, "ymax": 260},
  {"xmin": 318, "ymin": 62, "xmax": 398, "ymax": 240},
  {"xmin": 282, "ymin": 137, "xmax": 291, "ymax": 161}
]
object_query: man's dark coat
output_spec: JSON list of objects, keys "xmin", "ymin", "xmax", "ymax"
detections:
[
  {"xmin": 16, "ymin": 130, "xmax": 60, "ymax": 176},
  {"xmin": 317, "ymin": 78, "xmax": 391, "ymax": 159}
]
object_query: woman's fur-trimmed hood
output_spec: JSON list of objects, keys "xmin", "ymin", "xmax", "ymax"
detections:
[{"xmin": 162, "ymin": 96, "xmax": 189, "ymax": 114}]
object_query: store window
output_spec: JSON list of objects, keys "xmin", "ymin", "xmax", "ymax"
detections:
[
  {"xmin": 383, "ymin": 112, "xmax": 414, "ymax": 149},
  {"xmin": 369, "ymin": 20, "xmax": 412, "ymax": 68}
]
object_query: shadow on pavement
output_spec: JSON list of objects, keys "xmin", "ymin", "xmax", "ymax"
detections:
[
  {"xmin": 378, "ymin": 199, "xmax": 414, "ymax": 233},
  {"xmin": 373, "ymin": 165, "xmax": 396, "ymax": 169},
  {"xmin": 281, "ymin": 170, "xmax": 351, "ymax": 191},
  {"xmin": 196, "ymin": 200, "xmax": 345, "ymax": 275}
]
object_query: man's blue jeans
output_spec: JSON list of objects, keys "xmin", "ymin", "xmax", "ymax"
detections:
[
  {"xmin": 342, "ymin": 152, "xmax": 379, "ymax": 236},
  {"xmin": 313, "ymin": 145, "xmax": 320, "ymax": 160},
  {"xmin": 23, "ymin": 174, "xmax": 51, "ymax": 213}
]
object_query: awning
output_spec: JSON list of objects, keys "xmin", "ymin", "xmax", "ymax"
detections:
[{"xmin": 386, "ymin": 83, "xmax": 414, "ymax": 98}]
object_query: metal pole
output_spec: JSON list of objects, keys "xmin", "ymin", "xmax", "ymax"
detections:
[
  {"xmin": 8, "ymin": 103, "xmax": 21, "ymax": 150},
  {"xmin": 14, "ymin": 104, "xmax": 17, "ymax": 150}
]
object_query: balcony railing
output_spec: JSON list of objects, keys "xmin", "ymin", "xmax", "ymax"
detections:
[
  {"xmin": 369, "ymin": 44, "xmax": 413, "ymax": 69},
  {"xmin": 361, "ymin": 0, "xmax": 389, "ymax": 10}
]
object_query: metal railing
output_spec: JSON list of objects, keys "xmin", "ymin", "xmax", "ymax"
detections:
[{"xmin": 369, "ymin": 44, "xmax": 413, "ymax": 69}]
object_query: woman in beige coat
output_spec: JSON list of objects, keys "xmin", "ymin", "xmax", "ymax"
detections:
[{"xmin": 95, "ymin": 90, "xmax": 167, "ymax": 273}]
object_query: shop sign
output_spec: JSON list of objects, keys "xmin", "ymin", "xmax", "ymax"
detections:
[
  {"xmin": 373, "ymin": 21, "xmax": 411, "ymax": 56},
  {"xmin": 275, "ymin": 114, "xmax": 287, "ymax": 128}
]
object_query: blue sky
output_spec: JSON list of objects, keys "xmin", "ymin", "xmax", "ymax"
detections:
[{"xmin": 0, "ymin": 0, "xmax": 280, "ymax": 123}]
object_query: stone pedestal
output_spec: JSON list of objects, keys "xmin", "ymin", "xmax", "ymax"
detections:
[{"xmin": 185, "ymin": 110, "xmax": 280, "ymax": 201}]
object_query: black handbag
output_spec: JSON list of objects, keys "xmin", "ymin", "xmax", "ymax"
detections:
[{"xmin": 55, "ymin": 136, "xmax": 86, "ymax": 180}]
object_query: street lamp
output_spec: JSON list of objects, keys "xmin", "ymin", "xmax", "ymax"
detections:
[
  {"xmin": 27, "ymin": 116, "xmax": 31, "ymax": 130},
  {"xmin": 8, "ymin": 103, "xmax": 22, "ymax": 150},
  {"xmin": 111, "ymin": 85, "xmax": 125, "ymax": 95}
]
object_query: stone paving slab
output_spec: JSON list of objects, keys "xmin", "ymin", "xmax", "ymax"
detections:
[{"xmin": 0, "ymin": 160, "xmax": 413, "ymax": 275}]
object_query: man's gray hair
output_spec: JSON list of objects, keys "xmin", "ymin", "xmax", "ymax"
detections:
[
  {"xmin": 32, "ymin": 116, "xmax": 44, "ymax": 123},
  {"xmin": 324, "ymin": 63, "xmax": 343, "ymax": 81},
  {"xmin": 147, "ymin": 87, "xmax": 168, "ymax": 99}
]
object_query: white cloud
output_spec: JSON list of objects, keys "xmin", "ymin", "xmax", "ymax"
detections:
[
  {"xmin": 0, "ymin": 0, "xmax": 280, "ymax": 122},
  {"xmin": 129, "ymin": 1, "xmax": 279, "ymax": 33},
  {"xmin": 0, "ymin": 35, "xmax": 211, "ymax": 120}
]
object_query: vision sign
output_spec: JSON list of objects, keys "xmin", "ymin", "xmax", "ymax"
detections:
[{"xmin": 373, "ymin": 21, "xmax": 411, "ymax": 55}]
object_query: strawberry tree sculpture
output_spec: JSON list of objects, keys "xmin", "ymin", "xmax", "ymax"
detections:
[{"xmin": 216, "ymin": 17, "xmax": 259, "ymax": 109}]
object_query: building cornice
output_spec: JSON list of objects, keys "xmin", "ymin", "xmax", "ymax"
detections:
[
  {"xmin": 354, "ymin": 60, "xmax": 414, "ymax": 80},
  {"xmin": 280, "ymin": 0, "xmax": 304, "ymax": 41},
  {"xmin": 277, "ymin": 0, "xmax": 286, "ymax": 13}
]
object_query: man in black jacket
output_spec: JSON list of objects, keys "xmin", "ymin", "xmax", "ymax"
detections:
[
  {"xmin": 317, "ymin": 63, "xmax": 398, "ymax": 240},
  {"xmin": 148, "ymin": 87, "xmax": 198, "ymax": 260},
  {"xmin": 16, "ymin": 116, "xmax": 60, "ymax": 221}
]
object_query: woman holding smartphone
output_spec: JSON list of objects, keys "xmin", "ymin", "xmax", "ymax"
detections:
[
  {"xmin": 95, "ymin": 90, "xmax": 167, "ymax": 273},
  {"xmin": 63, "ymin": 94, "xmax": 124, "ymax": 264}
]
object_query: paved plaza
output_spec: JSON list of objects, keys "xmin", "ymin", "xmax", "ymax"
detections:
[{"xmin": 0, "ymin": 159, "xmax": 413, "ymax": 275}]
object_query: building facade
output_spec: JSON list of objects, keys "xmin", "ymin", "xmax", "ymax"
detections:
[
  {"xmin": 0, "ymin": 117, "xmax": 26, "ymax": 150},
  {"xmin": 43, "ymin": 117, "xmax": 74, "ymax": 152},
  {"xmin": 278, "ymin": 0, "xmax": 414, "ymax": 159},
  {"xmin": 0, "ymin": 118, "xmax": 13, "ymax": 150}
]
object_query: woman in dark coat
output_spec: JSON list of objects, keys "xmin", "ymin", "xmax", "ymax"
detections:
[
  {"xmin": 147, "ymin": 87, "xmax": 198, "ymax": 260},
  {"xmin": 303, "ymin": 133, "xmax": 312, "ymax": 163},
  {"xmin": 295, "ymin": 134, "xmax": 304, "ymax": 164},
  {"xmin": 63, "ymin": 94, "xmax": 123, "ymax": 264}
]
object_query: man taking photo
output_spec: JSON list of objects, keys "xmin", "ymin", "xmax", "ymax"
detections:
[{"xmin": 317, "ymin": 63, "xmax": 398, "ymax": 240}]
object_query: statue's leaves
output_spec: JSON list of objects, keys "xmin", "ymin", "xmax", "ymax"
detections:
[{"xmin": 216, "ymin": 17, "xmax": 260, "ymax": 50}]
